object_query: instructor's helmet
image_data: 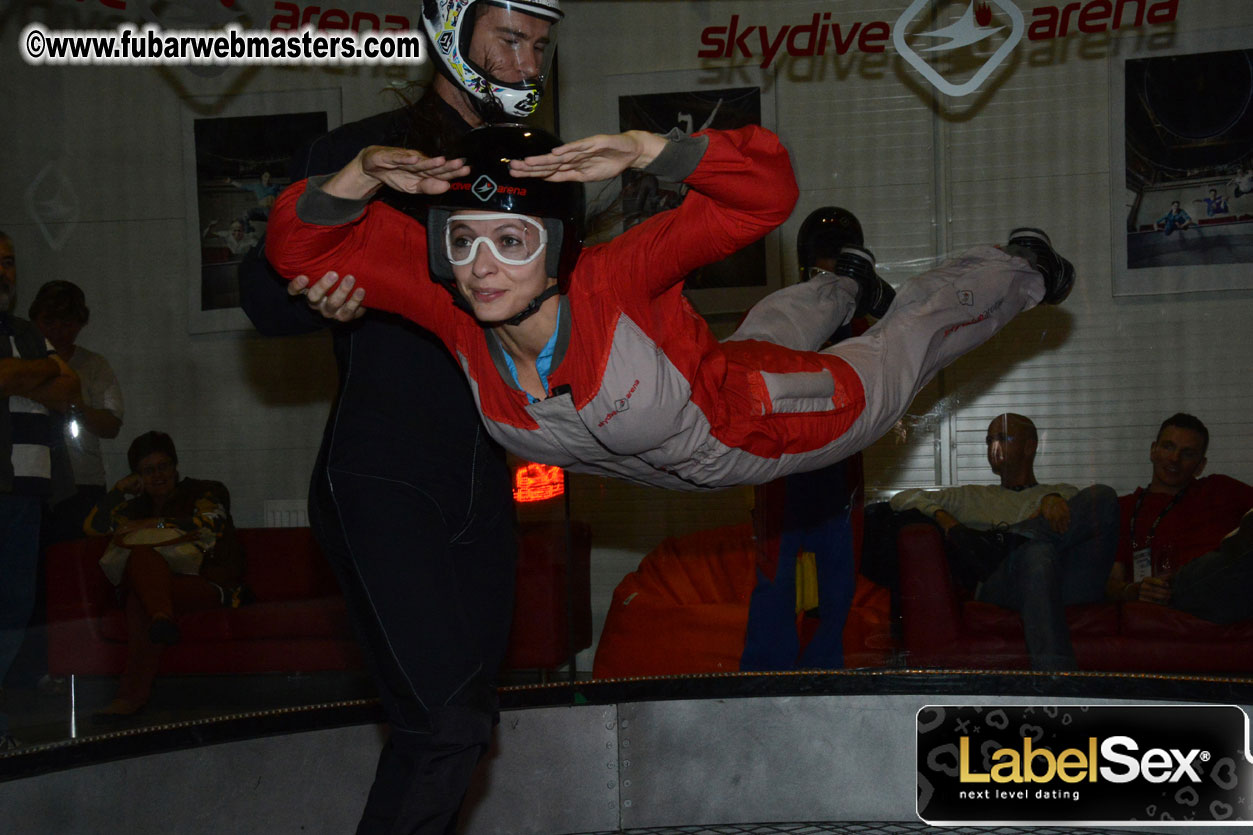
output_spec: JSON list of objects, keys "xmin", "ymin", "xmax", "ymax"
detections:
[
  {"xmin": 796, "ymin": 206, "xmax": 864, "ymax": 281},
  {"xmin": 428, "ymin": 124, "xmax": 585, "ymax": 315},
  {"xmin": 422, "ymin": 0, "xmax": 563, "ymax": 119}
]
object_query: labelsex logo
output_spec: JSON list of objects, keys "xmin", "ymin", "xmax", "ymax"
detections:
[{"xmin": 893, "ymin": 0, "xmax": 1025, "ymax": 97}]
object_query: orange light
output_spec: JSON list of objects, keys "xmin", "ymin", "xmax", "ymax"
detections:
[{"xmin": 512, "ymin": 461, "xmax": 565, "ymax": 503}]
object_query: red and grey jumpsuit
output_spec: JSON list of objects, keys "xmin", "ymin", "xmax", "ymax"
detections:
[{"xmin": 268, "ymin": 126, "xmax": 1046, "ymax": 490}]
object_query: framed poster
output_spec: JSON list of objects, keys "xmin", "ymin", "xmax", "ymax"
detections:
[
  {"xmin": 182, "ymin": 88, "xmax": 341, "ymax": 332},
  {"xmin": 1112, "ymin": 32, "xmax": 1253, "ymax": 296},
  {"xmin": 606, "ymin": 68, "xmax": 780, "ymax": 315}
]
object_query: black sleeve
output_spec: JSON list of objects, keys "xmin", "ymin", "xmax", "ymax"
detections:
[
  {"xmin": 238, "ymin": 236, "xmax": 324, "ymax": 336},
  {"xmin": 235, "ymin": 126, "xmax": 326, "ymax": 337},
  {"xmin": 236, "ymin": 109, "xmax": 409, "ymax": 337}
]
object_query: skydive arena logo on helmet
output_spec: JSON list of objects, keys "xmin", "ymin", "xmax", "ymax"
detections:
[
  {"xmin": 472, "ymin": 175, "xmax": 498, "ymax": 202},
  {"xmin": 917, "ymin": 704, "xmax": 1253, "ymax": 824},
  {"xmin": 451, "ymin": 175, "xmax": 529, "ymax": 201},
  {"xmin": 894, "ymin": 0, "xmax": 1024, "ymax": 97}
]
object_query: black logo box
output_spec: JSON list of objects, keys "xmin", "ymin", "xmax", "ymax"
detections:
[{"xmin": 917, "ymin": 704, "xmax": 1253, "ymax": 824}]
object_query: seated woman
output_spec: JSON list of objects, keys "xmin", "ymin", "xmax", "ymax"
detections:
[
  {"xmin": 267, "ymin": 125, "xmax": 1072, "ymax": 490},
  {"xmin": 84, "ymin": 431, "xmax": 243, "ymax": 718}
]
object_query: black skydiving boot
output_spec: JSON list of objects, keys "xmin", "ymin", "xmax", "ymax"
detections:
[
  {"xmin": 832, "ymin": 244, "xmax": 896, "ymax": 319},
  {"xmin": 1005, "ymin": 227, "xmax": 1075, "ymax": 305}
]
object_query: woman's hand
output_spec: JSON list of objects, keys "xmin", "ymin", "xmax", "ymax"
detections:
[
  {"xmin": 359, "ymin": 146, "xmax": 469, "ymax": 194},
  {"xmin": 509, "ymin": 131, "xmax": 667, "ymax": 182},
  {"xmin": 114, "ymin": 473, "xmax": 143, "ymax": 495},
  {"xmin": 288, "ymin": 271, "xmax": 366, "ymax": 322},
  {"xmin": 321, "ymin": 146, "xmax": 469, "ymax": 200}
]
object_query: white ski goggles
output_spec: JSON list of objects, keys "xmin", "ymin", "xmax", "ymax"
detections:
[{"xmin": 444, "ymin": 213, "xmax": 548, "ymax": 267}]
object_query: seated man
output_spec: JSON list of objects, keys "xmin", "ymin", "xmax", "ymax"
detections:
[
  {"xmin": 890, "ymin": 413, "xmax": 1118, "ymax": 670},
  {"xmin": 1107, "ymin": 413, "xmax": 1253, "ymax": 623}
]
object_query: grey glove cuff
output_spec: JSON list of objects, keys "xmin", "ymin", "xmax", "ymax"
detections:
[
  {"xmin": 642, "ymin": 129, "xmax": 710, "ymax": 182},
  {"xmin": 295, "ymin": 173, "xmax": 373, "ymax": 226}
]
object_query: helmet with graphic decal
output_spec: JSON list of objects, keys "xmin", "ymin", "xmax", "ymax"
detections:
[
  {"xmin": 422, "ymin": 0, "xmax": 563, "ymax": 119},
  {"xmin": 427, "ymin": 124, "xmax": 584, "ymax": 323}
]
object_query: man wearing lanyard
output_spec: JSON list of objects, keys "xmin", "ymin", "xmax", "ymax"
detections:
[{"xmin": 1107, "ymin": 413, "xmax": 1253, "ymax": 622}]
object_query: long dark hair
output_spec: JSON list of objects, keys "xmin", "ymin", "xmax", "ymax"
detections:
[
  {"xmin": 375, "ymin": 85, "xmax": 482, "ymax": 219},
  {"xmin": 400, "ymin": 86, "xmax": 473, "ymax": 157}
]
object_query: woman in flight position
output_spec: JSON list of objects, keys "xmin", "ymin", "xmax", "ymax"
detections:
[{"xmin": 267, "ymin": 124, "xmax": 1073, "ymax": 490}]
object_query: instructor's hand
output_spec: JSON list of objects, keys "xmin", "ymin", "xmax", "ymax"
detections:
[
  {"xmin": 289, "ymin": 271, "xmax": 366, "ymax": 322},
  {"xmin": 509, "ymin": 131, "xmax": 667, "ymax": 182}
]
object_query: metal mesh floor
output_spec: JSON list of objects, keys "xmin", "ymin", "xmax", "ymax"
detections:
[{"xmin": 581, "ymin": 825, "xmax": 1139, "ymax": 835}]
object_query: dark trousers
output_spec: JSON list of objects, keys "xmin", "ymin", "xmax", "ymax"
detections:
[
  {"xmin": 977, "ymin": 485, "xmax": 1119, "ymax": 671},
  {"xmin": 1, "ymin": 495, "xmax": 41, "ymax": 716},
  {"xmin": 1170, "ymin": 510, "xmax": 1253, "ymax": 624},
  {"xmin": 8, "ymin": 485, "xmax": 109, "ymax": 687},
  {"xmin": 740, "ymin": 462, "xmax": 857, "ymax": 671},
  {"xmin": 309, "ymin": 433, "xmax": 516, "ymax": 835}
]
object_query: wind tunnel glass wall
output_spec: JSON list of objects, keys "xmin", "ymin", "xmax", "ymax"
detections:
[{"xmin": 2, "ymin": 0, "xmax": 1252, "ymax": 754}]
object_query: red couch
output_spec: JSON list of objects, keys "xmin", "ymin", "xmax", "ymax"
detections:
[
  {"xmin": 897, "ymin": 523, "xmax": 1253, "ymax": 673},
  {"xmin": 47, "ymin": 521, "xmax": 591, "ymax": 678}
]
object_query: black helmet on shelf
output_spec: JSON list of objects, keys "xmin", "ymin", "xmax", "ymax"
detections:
[
  {"xmin": 427, "ymin": 123, "xmax": 585, "ymax": 312},
  {"xmin": 796, "ymin": 206, "xmax": 864, "ymax": 281}
]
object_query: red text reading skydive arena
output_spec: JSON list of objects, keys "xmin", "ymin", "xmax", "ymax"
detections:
[{"xmin": 697, "ymin": 0, "xmax": 1180, "ymax": 69}]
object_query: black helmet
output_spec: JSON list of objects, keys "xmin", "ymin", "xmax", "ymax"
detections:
[
  {"xmin": 427, "ymin": 124, "xmax": 584, "ymax": 304},
  {"xmin": 796, "ymin": 206, "xmax": 864, "ymax": 281}
]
